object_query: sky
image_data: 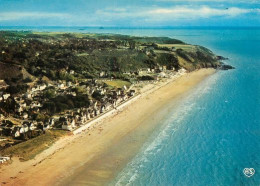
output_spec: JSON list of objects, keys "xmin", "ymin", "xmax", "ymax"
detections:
[{"xmin": 0, "ymin": 0, "xmax": 259, "ymax": 27}]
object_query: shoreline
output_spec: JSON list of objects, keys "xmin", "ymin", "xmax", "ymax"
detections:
[{"xmin": 0, "ymin": 68, "xmax": 216, "ymax": 186}]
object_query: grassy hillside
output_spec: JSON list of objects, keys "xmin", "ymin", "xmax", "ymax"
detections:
[
  {"xmin": 104, "ymin": 80, "xmax": 132, "ymax": 89},
  {"xmin": 2, "ymin": 130, "xmax": 68, "ymax": 161},
  {"xmin": 0, "ymin": 62, "xmax": 35, "ymax": 81},
  {"xmin": 0, "ymin": 31, "xmax": 222, "ymax": 82}
]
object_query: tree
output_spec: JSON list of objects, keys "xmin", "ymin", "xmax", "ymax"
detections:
[
  {"xmin": 44, "ymin": 89, "xmax": 55, "ymax": 99},
  {"xmin": 35, "ymin": 113, "xmax": 48, "ymax": 122},
  {"xmin": 42, "ymin": 102, "xmax": 56, "ymax": 113},
  {"xmin": 92, "ymin": 91, "xmax": 103, "ymax": 101},
  {"xmin": 129, "ymin": 41, "xmax": 136, "ymax": 50}
]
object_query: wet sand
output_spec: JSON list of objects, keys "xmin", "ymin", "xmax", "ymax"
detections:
[{"xmin": 0, "ymin": 68, "xmax": 216, "ymax": 186}]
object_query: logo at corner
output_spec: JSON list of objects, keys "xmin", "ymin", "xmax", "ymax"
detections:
[{"xmin": 243, "ymin": 168, "xmax": 255, "ymax": 177}]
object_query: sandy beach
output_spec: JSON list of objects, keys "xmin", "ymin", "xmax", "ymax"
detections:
[{"xmin": 0, "ymin": 68, "xmax": 216, "ymax": 186}]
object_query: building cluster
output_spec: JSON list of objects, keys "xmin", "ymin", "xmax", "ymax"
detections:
[
  {"xmin": 59, "ymin": 87, "xmax": 136, "ymax": 131},
  {"xmin": 0, "ymin": 77, "xmax": 136, "ymax": 141},
  {"xmin": 0, "ymin": 61, "xmax": 184, "ymax": 145}
]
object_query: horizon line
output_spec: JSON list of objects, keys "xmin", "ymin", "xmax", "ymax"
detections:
[{"xmin": 1, "ymin": 25, "xmax": 260, "ymax": 28}]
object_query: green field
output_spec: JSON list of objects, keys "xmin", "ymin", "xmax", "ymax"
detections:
[
  {"xmin": 104, "ymin": 80, "xmax": 131, "ymax": 89},
  {"xmin": 2, "ymin": 130, "xmax": 69, "ymax": 161},
  {"xmin": 157, "ymin": 44, "xmax": 196, "ymax": 52}
]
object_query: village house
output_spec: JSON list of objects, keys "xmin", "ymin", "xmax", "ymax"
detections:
[
  {"xmin": 100, "ymin": 105, "xmax": 106, "ymax": 113},
  {"xmin": 94, "ymin": 107, "xmax": 100, "ymax": 116},
  {"xmin": 22, "ymin": 112, "xmax": 29, "ymax": 119},
  {"xmin": 15, "ymin": 105, "xmax": 24, "ymax": 114},
  {"xmin": 171, "ymin": 46, "xmax": 176, "ymax": 52},
  {"xmin": 3, "ymin": 93, "xmax": 10, "ymax": 100},
  {"xmin": 20, "ymin": 102, "xmax": 27, "ymax": 108},
  {"xmin": 68, "ymin": 91, "xmax": 77, "ymax": 96},
  {"xmin": 86, "ymin": 112, "xmax": 91, "ymax": 120},
  {"xmin": 66, "ymin": 81, "xmax": 72, "ymax": 87},
  {"xmin": 159, "ymin": 72, "xmax": 167, "ymax": 78},
  {"xmin": 58, "ymin": 83, "xmax": 65, "ymax": 89},
  {"xmin": 129, "ymin": 90, "xmax": 136, "ymax": 97},
  {"xmin": 43, "ymin": 123, "xmax": 51, "ymax": 131},
  {"xmin": 19, "ymin": 123, "xmax": 29, "ymax": 134},
  {"xmin": 31, "ymin": 87, "xmax": 37, "ymax": 92},
  {"xmin": 12, "ymin": 127, "xmax": 21, "ymax": 138},
  {"xmin": 93, "ymin": 101, "xmax": 98, "ymax": 109},
  {"xmin": 0, "ymin": 80, "xmax": 8, "ymax": 90},
  {"xmin": 162, "ymin": 66, "xmax": 167, "ymax": 71},
  {"xmin": 24, "ymin": 92, "xmax": 32, "ymax": 99},
  {"xmin": 116, "ymin": 97, "xmax": 122, "ymax": 105},
  {"xmin": 0, "ymin": 114, "xmax": 4, "ymax": 120},
  {"xmin": 104, "ymin": 102, "xmax": 112, "ymax": 111},
  {"xmin": 38, "ymin": 84, "xmax": 47, "ymax": 91},
  {"xmin": 78, "ymin": 114, "xmax": 87, "ymax": 125},
  {"xmin": 123, "ymin": 94, "xmax": 128, "ymax": 101},
  {"xmin": 69, "ymin": 70, "xmax": 75, "ymax": 74},
  {"xmin": 138, "ymin": 68, "xmax": 151, "ymax": 75},
  {"xmin": 0, "ymin": 157, "xmax": 10, "ymax": 164},
  {"xmin": 30, "ymin": 101, "xmax": 41, "ymax": 108},
  {"xmin": 99, "ymin": 71, "xmax": 106, "ymax": 77},
  {"xmin": 100, "ymin": 88, "xmax": 107, "ymax": 95},
  {"xmin": 123, "ymin": 85, "xmax": 127, "ymax": 91},
  {"xmin": 89, "ymin": 109, "xmax": 95, "ymax": 118},
  {"xmin": 117, "ymin": 88, "xmax": 123, "ymax": 95},
  {"xmin": 61, "ymin": 116, "xmax": 76, "ymax": 131},
  {"xmin": 48, "ymin": 118, "xmax": 55, "ymax": 126},
  {"xmin": 28, "ymin": 122, "xmax": 37, "ymax": 131}
]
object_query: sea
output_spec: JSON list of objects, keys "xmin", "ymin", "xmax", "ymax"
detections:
[{"xmin": 1, "ymin": 26, "xmax": 259, "ymax": 186}]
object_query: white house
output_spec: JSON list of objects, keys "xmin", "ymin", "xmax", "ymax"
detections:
[
  {"xmin": 67, "ymin": 81, "xmax": 72, "ymax": 87},
  {"xmin": 25, "ymin": 92, "xmax": 32, "ymax": 99},
  {"xmin": 21, "ymin": 102, "xmax": 27, "ymax": 108},
  {"xmin": 30, "ymin": 124, "xmax": 37, "ymax": 131},
  {"xmin": 38, "ymin": 84, "xmax": 47, "ymax": 91},
  {"xmin": 14, "ymin": 130, "xmax": 20, "ymax": 138},
  {"xmin": 43, "ymin": 123, "xmax": 50, "ymax": 131},
  {"xmin": 23, "ymin": 112, "xmax": 29, "ymax": 119},
  {"xmin": 49, "ymin": 118, "xmax": 55, "ymax": 126},
  {"xmin": 62, "ymin": 119, "xmax": 76, "ymax": 131},
  {"xmin": 0, "ymin": 157, "xmax": 10, "ymax": 164},
  {"xmin": 3, "ymin": 93, "xmax": 10, "ymax": 100},
  {"xmin": 15, "ymin": 106, "xmax": 23, "ymax": 113},
  {"xmin": 31, "ymin": 87, "xmax": 37, "ymax": 92},
  {"xmin": 13, "ymin": 127, "xmax": 21, "ymax": 138},
  {"xmin": 19, "ymin": 124, "xmax": 29, "ymax": 133},
  {"xmin": 58, "ymin": 83, "xmax": 65, "ymax": 89},
  {"xmin": 30, "ymin": 101, "xmax": 41, "ymax": 108}
]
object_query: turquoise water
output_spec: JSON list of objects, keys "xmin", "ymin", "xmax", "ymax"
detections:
[{"xmin": 2, "ymin": 27, "xmax": 259, "ymax": 185}]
